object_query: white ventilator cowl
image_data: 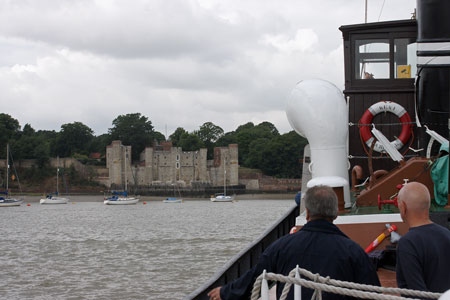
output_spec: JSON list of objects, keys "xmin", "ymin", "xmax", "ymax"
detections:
[{"xmin": 286, "ymin": 79, "xmax": 350, "ymax": 207}]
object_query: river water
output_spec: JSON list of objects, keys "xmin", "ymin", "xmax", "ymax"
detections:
[{"xmin": 0, "ymin": 197, "xmax": 294, "ymax": 300}]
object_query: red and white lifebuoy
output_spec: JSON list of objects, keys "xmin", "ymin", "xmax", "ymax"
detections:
[{"xmin": 359, "ymin": 101, "xmax": 413, "ymax": 153}]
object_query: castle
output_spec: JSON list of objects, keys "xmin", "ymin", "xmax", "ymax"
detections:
[{"xmin": 106, "ymin": 141, "xmax": 238, "ymax": 188}]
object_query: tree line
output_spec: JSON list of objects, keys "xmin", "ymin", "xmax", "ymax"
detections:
[{"xmin": 0, "ymin": 113, "xmax": 307, "ymax": 178}]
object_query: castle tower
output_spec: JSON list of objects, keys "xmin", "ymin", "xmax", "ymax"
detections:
[
  {"xmin": 228, "ymin": 144, "xmax": 239, "ymax": 185},
  {"xmin": 106, "ymin": 140, "xmax": 132, "ymax": 188}
]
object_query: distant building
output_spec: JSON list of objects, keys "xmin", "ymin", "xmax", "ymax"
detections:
[
  {"xmin": 106, "ymin": 140, "xmax": 238, "ymax": 188},
  {"xmin": 89, "ymin": 152, "xmax": 102, "ymax": 160}
]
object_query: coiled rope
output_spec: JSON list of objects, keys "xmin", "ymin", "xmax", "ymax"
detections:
[{"xmin": 250, "ymin": 267, "xmax": 442, "ymax": 300}]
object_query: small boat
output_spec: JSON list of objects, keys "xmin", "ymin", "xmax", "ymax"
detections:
[
  {"xmin": 104, "ymin": 146, "xmax": 139, "ymax": 205},
  {"xmin": 40, "ymin": 192, "xmax": 68, "ymax": 204},
  {"xmin": 40, "ymin": 157, "xmax": 69, "ymax": 204},
  {"xmin": 210, "ymin": 157, "xmax": 235, "ymax": 202},
  {"xmin": 163, "ymin": 183, "xmax": 183, "ymax": 203},
  {"xmin": 0, "ymin": 191, "xmax": 23, "ymax": 207},
  {"xmin": 163, "ymin": 197, "xmax": 183, "ymax": 203},
  {"xmin": 210, "ymin": 194, "xmax": 235, "ymax": 202},
  {"xmin": 104, "ymin": 191, "xmax": 139, "ymax": 205},
  {"xmin": 0, "ymin": 144, "xmax": 22, "ymax": 207}
]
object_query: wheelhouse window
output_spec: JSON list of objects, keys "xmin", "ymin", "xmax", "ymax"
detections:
[
  {"xmin": 355, "ymin": 39, "xmax": 390, "ymax": 79},
  {"xmin": 394, "ymin": 38, "xmax": 416, "ymax": 79}
]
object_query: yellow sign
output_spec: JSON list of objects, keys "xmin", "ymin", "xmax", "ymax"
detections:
[{"xmin": 397, "ymin": 65, "xmax": 411, "ymax": 78}]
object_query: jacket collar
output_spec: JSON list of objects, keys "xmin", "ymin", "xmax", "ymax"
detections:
[{"xmin": 300, "ymin": 219, "xmax": 349, "ymax": 239}]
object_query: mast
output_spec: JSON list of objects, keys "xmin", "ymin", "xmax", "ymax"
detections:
[
  {"xmin": 124, "ymin": 146, "xmax": 128, "ymax": 192},
  {"xmin": 56, "ymin": 156, "xmax": 59, "ymax": 194},
  {"xmin": 6, "ymin": 144, "xmax": 9, "ymax": 191},
  {"xmin": 224, "ymin": 157, "xmax": 226, "ymax": 196}
]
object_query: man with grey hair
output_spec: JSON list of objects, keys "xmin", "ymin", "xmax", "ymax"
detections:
[{"xmin": 208, "ymin": 185, "xmax": 379, "ymax": 300}]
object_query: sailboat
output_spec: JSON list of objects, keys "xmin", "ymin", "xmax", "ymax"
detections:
[
  {"xmin": 163, "ymin": 183, "xmax": 183, "ymax": 203},
  {"xmin": 40, "ymin": 157, "xmax": 69, "ymax": 204},
  {"xmin": 0, "ymin": 144, "xmax": 23, "ymax": 207},
  {"xmin": 210, "ymin": 158, "xmax": 235, "ymax": 202},
  {"xmin": 104, "ymin": 190, "xmax": 139, "ymax": 205},
  {"xmin": 104, "ymin": 146, "xmax": 139, "ymax": 205}
]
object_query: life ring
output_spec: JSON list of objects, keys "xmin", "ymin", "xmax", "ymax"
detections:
[{"xmin": 359, "ymin": 101, "xmax": 413, "ymax": 153}]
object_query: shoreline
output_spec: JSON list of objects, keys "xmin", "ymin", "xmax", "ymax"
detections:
[{"xmin": 18, "ymin": 193, "xmax": 297, "ymax": 203}]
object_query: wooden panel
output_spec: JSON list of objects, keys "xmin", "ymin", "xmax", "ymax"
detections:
[{"xmin": 348, "ymin": 91, "xmax": 417, "ymax": 178}]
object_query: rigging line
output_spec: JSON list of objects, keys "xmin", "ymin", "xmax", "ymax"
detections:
[
  {"xmin": 377, "ymin": 0, "xmax": 386, "ymax": 21},
  {"xmin": 8, "ymin": 149, "xmax": 22, "ymax": 193}
]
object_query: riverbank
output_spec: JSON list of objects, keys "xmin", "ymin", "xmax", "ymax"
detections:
[{"xmin": 18, "ymin": 193, "xmax": 297, "ymax": 203}]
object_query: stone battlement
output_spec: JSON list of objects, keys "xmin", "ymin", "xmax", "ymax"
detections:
[{"xmin": 106, "ymin": 140, "xmax": 239, "ymax": 188}]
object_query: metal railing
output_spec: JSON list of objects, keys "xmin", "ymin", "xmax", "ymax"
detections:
[{"xmin": 184, "ymin": 204, "xmax": 300, "ymax": 300}]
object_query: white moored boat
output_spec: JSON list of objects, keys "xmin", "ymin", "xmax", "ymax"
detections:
[
  {"xmin": 210, "ymin": 157, "xmax": 235, "ymax": 202},
  {"xmin": 40, "ymin": 157, "xmax": 69, "ymax": 204},
  {"xmin": 210, "ymin": 194, "xmax": 235, "ymax": 202},
  {"xmin": 104, "ymin": 146, "xmax": 139, "ymax": 205},
  {"xmin": 163, "ymin": 184, "xmax": 183, "ymax": 203},
  {"xmin": 0, "ymin": 193, "xmax": 23, "ymax": 207},
  {"xmin": 40, "ymin": 193, "xmax": 68, "ymax": 204},
  {"xmin": 104, "ymin": 191, "xmax": 139, "ymax": 205}
]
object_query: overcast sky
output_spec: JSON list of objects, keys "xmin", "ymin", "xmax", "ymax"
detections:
[{"xmin": 0, "ymin": 0, "xmax": 416, "ymax": 136}]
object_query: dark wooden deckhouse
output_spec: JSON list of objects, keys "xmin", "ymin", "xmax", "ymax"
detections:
[{"xmin": 340, "ymin": 19, "xmax": 418, "ymax": 176}]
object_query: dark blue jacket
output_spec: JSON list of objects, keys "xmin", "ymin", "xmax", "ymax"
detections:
[{"xmin": 220, "ymin": 219, "xmax": 380, "ymax": 300}]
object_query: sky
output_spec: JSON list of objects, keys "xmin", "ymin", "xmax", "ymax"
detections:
[{"xmin": 0, "ymin": 0, "xmax": 417, "ymax": 137}]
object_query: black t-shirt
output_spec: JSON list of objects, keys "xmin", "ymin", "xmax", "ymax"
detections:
[{"xmin": 396, "ymin": 223, "xmax": 450, "ymax": 293}]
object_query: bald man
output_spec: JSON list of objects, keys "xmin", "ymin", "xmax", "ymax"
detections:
[{"xmin": 396, "ymin": 182, "xmax": 450, "ymax": 293}]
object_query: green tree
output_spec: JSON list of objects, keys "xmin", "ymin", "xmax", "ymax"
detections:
[
  {"xmin": 235, "ymin": 122, "xmax": 255, "ymax": 132},
  {"xmin": 245, "ymin": 131, "xmax": 307, "ymax": 178},
  {"xmin": 195, "ymin": 122, "xmax": 224, "ymax": 159},
  {"xmin": 216, "ymin": 131, "xmax": 237, "ymax": 146},
  {"xmin": 33, "ymin": 142, "xmax": 51, "ymax": 168},
  {"xmin": 11, "ymin": 135, "xmax": 46, "ymax": 160},
  {"xmin": 153, "ymin": 131, "xmax": 166, "ymax": 143},
  {"xmin": 256, "ymin": 121, "xmax": 279, "ymax": 135},
  {"xmin": 88, "ymin": 134, "xmax": 112, "ymax": 155},
  {"xmin": 22, "ymin": 123, "xmax": 35, "ymax": 136},
  {"xmin": 275, "ymin": 131, "xmax": 308, "ymax": 177},
  {"xmin": 108, "ymin": 113, "xmax": 154, "ymax": 160},
  {"xmin": 235, "ymin": 121, "xmax": 279, "ymax": 164},
  {"xmin": 195, "ymin": 122, "xmax": 224, "ymax": 143},
  {"xmin": 55, "ymin": 122, "xmax": 94, "ymax": 157},
  {"xmin": 245, "ymin": 138, "xmax": 270, "ymax": 170},
  {"xmin": 169, "ymin": 127, "xmax": 188, "ymax": 146},
  {"xmin": 178, "ymin": 132, "xmax": 204, "ymax": 151},
  {"xmin": 0, "ymin": 114, "xmax": 20, "ymax": 158},
  {"xmin": 36, "ymin": 130, "xmax": 58, "ymax": 157}
]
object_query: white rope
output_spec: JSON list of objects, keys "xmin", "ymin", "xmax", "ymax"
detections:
[{"xmin": 250, "ymin": 267, "xmax": 443, "ymax": 300}]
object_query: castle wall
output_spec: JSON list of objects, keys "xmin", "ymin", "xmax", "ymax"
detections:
[{"xmin": 106, "ymin": 141, "xmax": 238, "ymax": 188}]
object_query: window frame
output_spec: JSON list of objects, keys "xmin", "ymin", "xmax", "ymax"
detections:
[{"xmin": 350, "ymin": 31, "xmax": 416, "ymax": 88}]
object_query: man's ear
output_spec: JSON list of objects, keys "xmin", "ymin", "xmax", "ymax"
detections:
[
  {"xmin": 305, "ymin": 208, "xmax": 310, "ymax": 221},
  {"xmin": 399, "ymin": 200, "xmax": 407, "ymax": 216}
]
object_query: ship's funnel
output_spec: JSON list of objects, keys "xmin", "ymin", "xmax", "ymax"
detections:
[{"xmin": 286, "ymin": 79, "xmax": 350, "ymax": 207}]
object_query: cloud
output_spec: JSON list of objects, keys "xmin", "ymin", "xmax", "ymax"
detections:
[
  {"xmin": 263, "ymin": 29, "xmax": 319, "ymax": 53},
  {"xmin": 0, "ymin": 0, "xmax": 417, "ymax": 136}
]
